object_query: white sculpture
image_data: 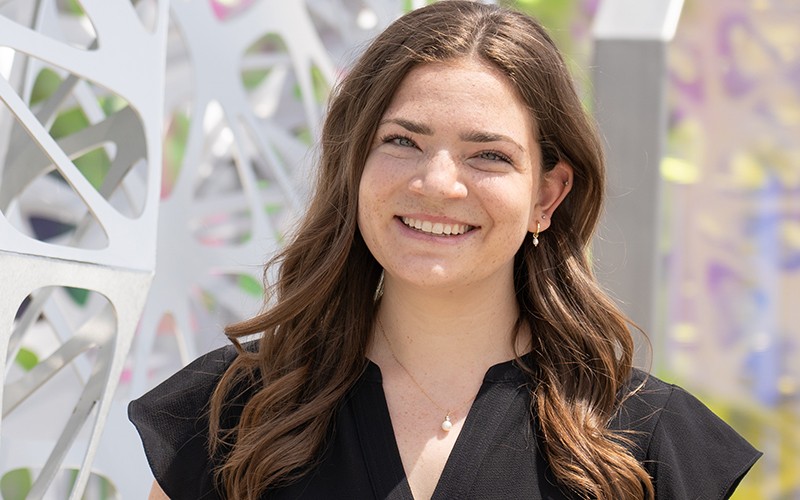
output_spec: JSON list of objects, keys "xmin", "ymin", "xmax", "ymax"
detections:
[{"xmin": 0, "ymin": 0, "xmax": 168, "ymax": 498}]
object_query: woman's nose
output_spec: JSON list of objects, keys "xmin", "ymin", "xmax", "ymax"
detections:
[{"xmin": 408, "ymin": 151, "xmax": 468, "ymax": 198}]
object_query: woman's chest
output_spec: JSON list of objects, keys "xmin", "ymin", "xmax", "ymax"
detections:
[
  {"xmin": 382, "ymin": 371, "xmax": 479, "ymax": 499},
  {"xmin": 390, "ymin": 407, "xmax": 466, "ymax": 500},
  {"xmin": 267, "ymin": 369, "xmax": 575, "ymax": 500}
]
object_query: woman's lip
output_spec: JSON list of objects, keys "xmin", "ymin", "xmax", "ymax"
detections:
[
  {"xmin": 396, "ymin": 213, "xmax": 475, "ymax": 226},
  {"xmin": 396, "ymin": 215, "xmax": 477, "ymax": 236}
]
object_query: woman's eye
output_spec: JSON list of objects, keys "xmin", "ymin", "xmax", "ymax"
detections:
[
  {"xmin": 389, "ymin": 135, "xmax": 415, "ymax": 148},
  {"xmin": 479, "ymin": 151, "xmax": 511, "ymax": 163}
]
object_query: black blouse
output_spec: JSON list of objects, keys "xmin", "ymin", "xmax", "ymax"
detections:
[{"xmin": 129, "ymin": 344, "xmax": 761, "ymax": 499}]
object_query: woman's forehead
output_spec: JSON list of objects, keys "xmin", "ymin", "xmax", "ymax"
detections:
[{"xmin": 380, "ymin": 58, "xmax": 539, "ymax": 142}]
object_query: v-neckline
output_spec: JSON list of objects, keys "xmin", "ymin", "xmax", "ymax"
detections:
[{"xmin": 351, "ymin": 358, "xmax": 529, "ymax": 499}]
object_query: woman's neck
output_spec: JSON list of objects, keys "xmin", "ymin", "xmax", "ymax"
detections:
[{"xmin": 371, "ymin": 275, "xmax": 528, "ymax": 381}]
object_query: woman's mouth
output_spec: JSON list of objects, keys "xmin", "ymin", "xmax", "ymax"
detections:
[{"xmin": 400, "ymin": 216, "xmax": 474, "ymax": 236}]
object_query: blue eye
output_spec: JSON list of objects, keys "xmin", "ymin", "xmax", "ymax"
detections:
[
  {"xmin": 479, "ymin": 151, "xmax": 511, "ymax": 163},
  {"xmin": 380, "ymin": 134, "xmax": 416, "ymax": 148},
  {"xmin": 388, "ymin": 135, "xmax": 415, "ymax": 148}
]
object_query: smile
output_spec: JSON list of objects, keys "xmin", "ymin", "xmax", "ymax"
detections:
[{"xmin": 400, "ymin": 216, "xmax": 474, "ymax": 236}]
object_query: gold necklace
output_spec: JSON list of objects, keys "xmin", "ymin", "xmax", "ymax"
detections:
[{"xmin": 377, "ymin": 318, "xmax": 476, "ymax": 432}]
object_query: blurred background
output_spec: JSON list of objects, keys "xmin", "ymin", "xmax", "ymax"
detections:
[{"xmin": 0, "ymin": 0, "xmax": 797, "ymax": 498}]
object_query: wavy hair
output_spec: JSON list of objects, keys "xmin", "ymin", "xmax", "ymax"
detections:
[{"xmin": 209, "ymin": 2, "xmax": 653, "ymax": 498}]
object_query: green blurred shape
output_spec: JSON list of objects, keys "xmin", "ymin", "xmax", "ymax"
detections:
[
  {"xmin": 49, "ymin": 107, "xmax": 112, "ymax": 190},
  {"xmin": 165, "ymin": 112, "xmax": 191, "ymax": 180},
  {"xmin": 30, "ymin": 68, "xmax": 62, "ymax": 106},
  {"xmin": 99, "ymin": 95, "xmax": 128, "ymax": 116},
  {"xmin": 243, "ymin": 68, "xmax": 271, "ymax": 90},
  {"xmin": 291, "ymin": 65, "xmax": 330, "ymax": 105},
  {"xmin": 0, "ymin": 469, "xmax": 33, "ymax": 500},
  {"xmin": 66, "ymin": 286, "xmax": 89, "ymax": 306},
  {"xmin": 506, "ymin": 0, "xmax": 578, "ymax": 50},
  {"xmin": 238, "ymin": 274, "xmax": 263, "ymax": 297},
  {"xmin": 243, "ymin": 33, "xmax": 285, "ymax": 90},
  {"xmin": 1, "ymin": 467, "xmax": 120, "ymax": 499},
  {"xmin": 47, "ymin": 106, "xmax": 92, "ymax": 152},
  {"xmin": 66, "ymin": 0, "xmax": 84, "ymax": 16},
  {"xmin": 310, "ymin": 65, "xmax": 330, "ymax": 104},
  {"xmin": 295, "ymin": 126, "xmax": 312, "ymax": 146},
  {"xmin": 15, "ymin": 347, "xmax": 39, "ymax": 372}
]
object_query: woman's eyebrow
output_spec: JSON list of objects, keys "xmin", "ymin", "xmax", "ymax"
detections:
[
  {"xmin": 378, "ymin": 118, "xmax": 433, "ymax": 135},
  {"xmin": 460, "ymin": 130, "xmax": 526, "ymax": 153}
]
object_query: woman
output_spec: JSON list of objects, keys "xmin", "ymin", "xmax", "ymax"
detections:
[{"xmin": 130, "ymin": 2, "xmax": 761, "ymax": 499}]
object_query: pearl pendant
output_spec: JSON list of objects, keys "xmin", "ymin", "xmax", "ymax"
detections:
[
  {"xmin": 532, "ymin": 235, "xmax": 539, "ymax": 247},
  {"xmin": 441, "ymin": 415, "xmax": 453, "ymax": 432}
]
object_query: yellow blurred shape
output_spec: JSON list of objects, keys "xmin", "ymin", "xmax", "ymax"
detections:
[
  {"xmin": 767, "ymin": 148, "xmax": 800, "ymax": 186},
  {"xmin": 667, "ymin": 120, "xmax": 704, "ymax": 164},
  {"xmin": 672, "ymin": 323, "xmax": 697, "ymax": 343},
  {"xmin": 778, "ymin": 376, "xmax": 797, "ymax": 395},
  {"xmin": 770, "ymin": 87, "xmax": 800, "ymax": 126},
  {"xmin": 732, "ymin": 152, "xmax": 767, "ymax": 188},
  {"xmin": 681, "ymin": 282, "xmax": 701, "ymax": 298},
  {"xmin": 698, "ymin": 213, "xmax": 726, "ymax": 241},
  {"xmin": 731, "ymin": 23, "xmax": 773, "ymax": 75},
  {"xmin": 668, "ymin": 46, "xmax": 697, "ymax": 82},
  {"xmin": 758, "ymin": 22, "xmax": 800, "ymax": 63},
  {"xmin": 661, "ymin": 156, "xmax": 700, "ymax": 184},
  {"xmin": 782, "ymin": 222, "xmax": 800, "ymax": 249}
]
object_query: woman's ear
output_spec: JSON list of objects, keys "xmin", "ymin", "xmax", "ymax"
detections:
[{"xmin": 529, "ymin": 161, "xmax": 573, "ymax": 232}]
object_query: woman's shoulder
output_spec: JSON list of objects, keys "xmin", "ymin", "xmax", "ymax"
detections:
[
  {"xmin": 128, "ymin": 341, "xmax": 256, "ymax": 500},
  {"xmin": 612, "ymin": 368, "xmax": 761, "ymax": 499},
  {"xmin": 612, "ymin": 368, "xmax": 676, "ymax": 429},
  {"xmin": 129, "ymin": 342, "xmax": 244, "ymax": 418}
]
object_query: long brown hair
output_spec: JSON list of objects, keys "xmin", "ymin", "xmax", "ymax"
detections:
[{"xmin": 209, "ymin": 2, "xmax": 654, "ymax": 498}]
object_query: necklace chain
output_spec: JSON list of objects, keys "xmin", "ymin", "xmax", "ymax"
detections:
[{"xmin": 377, "ymin": 318, "xmax": 475, "ymax": 432}]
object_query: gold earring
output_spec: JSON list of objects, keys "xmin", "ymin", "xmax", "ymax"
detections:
[{"xmin": 532, "ymin": 222, "xmax": 540, "ymax": 247}]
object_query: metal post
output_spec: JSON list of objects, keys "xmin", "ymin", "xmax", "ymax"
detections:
[{"xmin": 591, "ymin": 0, "xmax": 684, "ymax": 368}]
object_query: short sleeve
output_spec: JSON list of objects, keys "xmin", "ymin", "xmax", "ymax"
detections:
[
  {"xmin": 128, "ymin": 344, "xmax": 238, "ymax": 500},
  {"xmin": 643, "ymin": 383, "xmax": 762, "ymax": 500}
]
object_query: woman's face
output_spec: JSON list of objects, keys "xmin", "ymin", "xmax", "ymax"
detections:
[{"xmin": 357, "ymin": 57, "xmax": 547, "ymax": 293}]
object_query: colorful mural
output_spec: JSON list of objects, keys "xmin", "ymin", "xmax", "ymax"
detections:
[
  {"xmin": 663, "ymin": 0, "xmax": 800, "ymax": 497},
  {"xmin": 514, "ymin": 0, "xmax": 800, "ymax": 497}
]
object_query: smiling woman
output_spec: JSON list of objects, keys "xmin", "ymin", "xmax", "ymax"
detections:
[
  {"xmin": 128, "ymin": 2, "xmax": 761, "ymax": 499},
  {"xmin": 358, "ymin": 58, "xmax": 567, "ymax": 294}
]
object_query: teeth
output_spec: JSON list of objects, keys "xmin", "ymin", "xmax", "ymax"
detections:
[{"xmin": 401, "ymin": 217, "xmax": 472, "ymax": 236}]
